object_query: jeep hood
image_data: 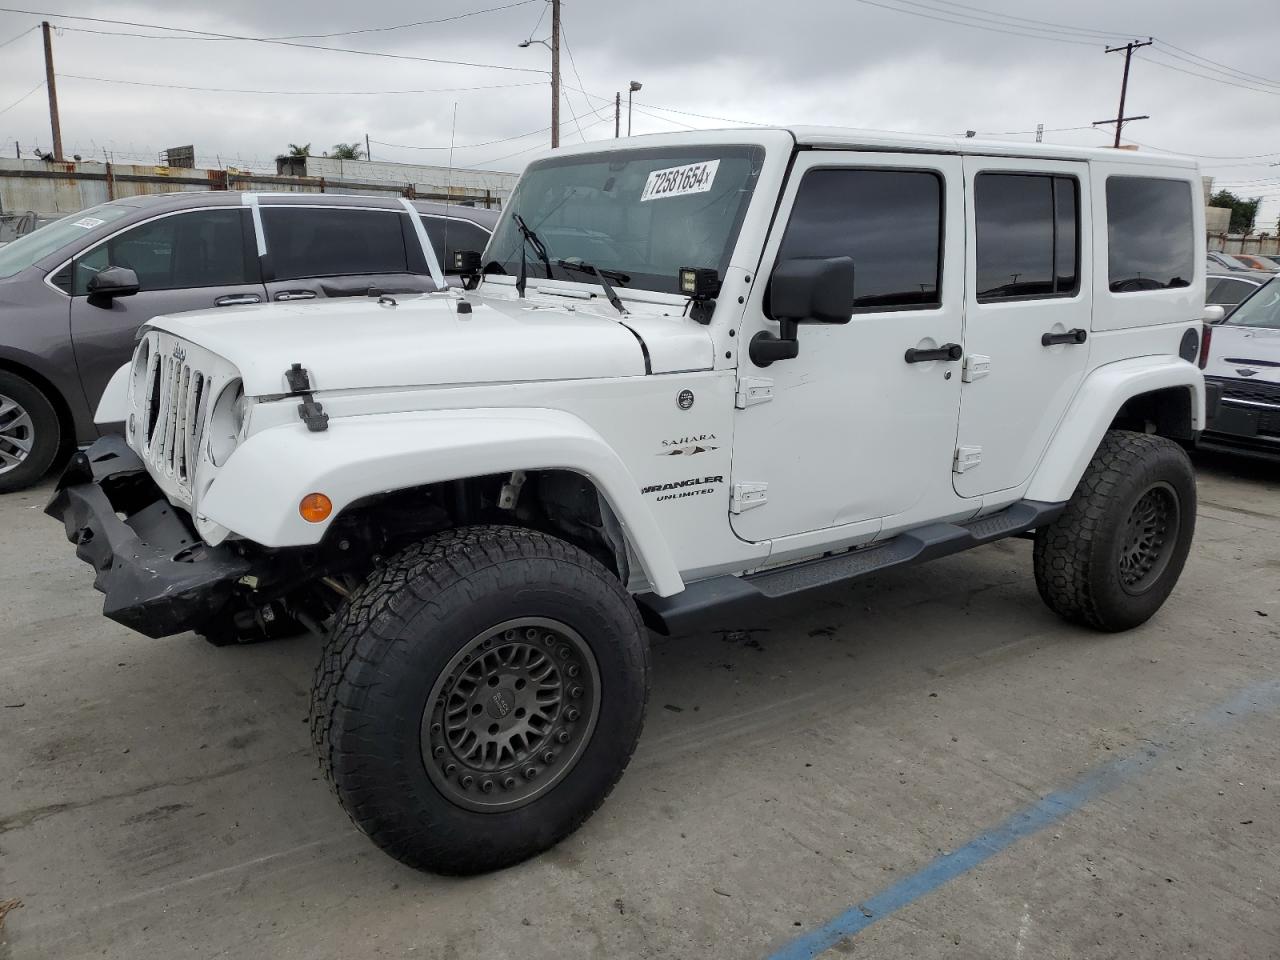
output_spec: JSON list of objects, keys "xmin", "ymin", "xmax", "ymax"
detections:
[{"xmin": 148, "ymin": 292, "xmax": 713, "ymax": 396}]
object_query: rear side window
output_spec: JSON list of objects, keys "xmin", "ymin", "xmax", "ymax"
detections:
[
  {"xmin": 1106, "ymin": 177, "xmax": 1194, "ymax": 293},
  {"xmin": 1208, "ymin": 277, "xmax": 1256, "ymax": 306},
  {"xmin": 72, "ymin": 209, "xmax": 252, "ymax": 295},
  {"xmin": 421, "ymin": 217, "xmax": 492, "ymax": 270},
  {"xmin": 774, "ymin": 168, "xmax": 943, "ymax": 311},
  {"xmin": 975, "ymin": 173, "xmax": 1079, "ymax": 301},
  {"xmin": 261, "ymin": 207, "xmax": 408, "ymax": 280}
]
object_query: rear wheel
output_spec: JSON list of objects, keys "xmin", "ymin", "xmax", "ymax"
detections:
[
  {"xmin": 1034, "ymin": 429, "xmax": 1196, "ymax": 631},
  {"xmin": 310, "ymin": 525, "xmax": 649, "ymax": 874},
  {"xmin": 0, "ymin": 370, "xmax": 62, "ymax": 494}
]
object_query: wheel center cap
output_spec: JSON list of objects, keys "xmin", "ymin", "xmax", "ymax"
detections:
[{"xmin": 487, "ymin": 687, "xmax": 515, "ymax": 720}]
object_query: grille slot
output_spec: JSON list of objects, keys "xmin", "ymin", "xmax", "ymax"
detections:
[
  {"xmin": 138, "ymin": 341, "xmax": 207, "ymax": 490},
  {"xmin": 1210, "ymin": 375, "xmax": 1280, "ymax": 406}
]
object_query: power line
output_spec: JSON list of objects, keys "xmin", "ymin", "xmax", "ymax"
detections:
[
  {"xmin": 261, "ymin": 0, "xmax": 539, "ymax": 41},
  {"xmin": 1153, "ymin": 40, "xmax": 1280, "ymax": 90},
  {"xmin": 58, "ymin": 73, "xmax": 544, "ymax": 96},
  {"xmin": 371, "ymin": 125, "xmax": 552, "ymax": 151},
  {"xmin": 875, "ymin": 0, "xmax": 1123, "ymax": 43},
  {"xmin": 1137, "ymin": 53, "xmax": 1280, "ymax": 98},
  {"xmin": 0, "ymin": 7, "xmax": 548, "ymax": 73},
  {"xmin": 907, "ymin": 0, "xmax": 1134, "ymax": 40},
  {"xmin": 0, "ymin": 80, "xmax": 44, "ymax": 118},
  {"xmin": 846, "ymin": 0, "xmax": 1099, "ymax": 48},
  {"xmin": 0, "ymin": 23, "xmax": 37, "ymax": 47}
]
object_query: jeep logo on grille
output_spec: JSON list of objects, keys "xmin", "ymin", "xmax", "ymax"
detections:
[
  {"xmin": 489, "ymin": 691, "xmax": 511, "ymax": 718},
  {"xmin": 172, "ymin": 344, "xmax": 187, "ymax": 362}
]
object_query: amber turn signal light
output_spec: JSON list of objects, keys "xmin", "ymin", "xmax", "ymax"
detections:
[{"xmin": 299, "ymin": 492, "xmax": 333, "ymax": 523}]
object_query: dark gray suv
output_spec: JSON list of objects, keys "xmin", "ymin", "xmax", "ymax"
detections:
[{"xmin": 0, "ymin": 192, "xmax": 496, "ymax": 492}]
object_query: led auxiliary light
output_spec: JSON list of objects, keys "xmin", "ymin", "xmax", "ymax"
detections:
[
  {"xmin": 452, "ymin": 250, "xmax": 482, "ymax": 274},
  {"xmin": 679, "ymin": 267, "xmax": 721, "ymax": 324}
]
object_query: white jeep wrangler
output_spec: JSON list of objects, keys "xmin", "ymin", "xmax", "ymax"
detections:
[{"xmin": 49, "ymin": 128, "xmax": 1213, "ymax": 874}]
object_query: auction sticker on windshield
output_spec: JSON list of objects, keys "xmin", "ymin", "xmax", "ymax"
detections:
[{"xmin": 640, "ymin": 160, "xmax": 720, "ymax": 202}]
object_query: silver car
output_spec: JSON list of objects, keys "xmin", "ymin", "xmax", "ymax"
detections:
[
  {"xmin": 1201, "ymin": 276, "xmax": 1280, "ymax": 457},
  {"xmin": 0, "ymin": 192, "xmax": 496, "ymax": 492}
]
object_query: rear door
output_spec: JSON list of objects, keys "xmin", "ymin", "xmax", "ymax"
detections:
[
  {"xmin": 953, "ymin": 157, "xmax": 1092, "ymax": 499},
  {"xmin": 259, "ymin": 205, "xmax": 437, "ymax": 302},
  {"xmin": 67, "ymin": 207, "xmax": 265, "ymax": 415}
]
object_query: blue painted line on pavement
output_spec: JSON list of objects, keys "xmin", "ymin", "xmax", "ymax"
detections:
[{"xmin": 767, "ymin": 679, "xmax": 1280, "ymax": 960}]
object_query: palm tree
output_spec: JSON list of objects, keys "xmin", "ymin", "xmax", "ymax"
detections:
[
  {"xmin": 330, "ymin": 142, "xmax": 365, "ymax": 161},
  {"xmin": 286, "ymin": 143, "xmax": 311, "ymax": 157}
]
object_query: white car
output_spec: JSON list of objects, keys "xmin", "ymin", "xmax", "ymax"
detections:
[
  {"xmin": 49, "ymin": 128, "xmax": 1210, "ymax": 875},
  {"xmin": 1202, "ymin": 276, "xmax": 1280, "ymax": 456}
]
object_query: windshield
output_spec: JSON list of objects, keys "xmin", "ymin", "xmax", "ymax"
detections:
[
  {"xmin": 484, "ymin": 145, "xmax": 766, "ymax": 295},
  {"xmin": 0, "ymin": 202, "xmax": 134, "ymax": 280},
  {"xmin": 1226, "ymin": 276, "xmax": 1280, "ymax": 329}
]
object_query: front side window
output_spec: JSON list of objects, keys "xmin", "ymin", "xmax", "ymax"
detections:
[
  {"xmin": 484, "ymin": 145, "xmax": 765, "ymax": 295},
  {"xmin": 1106, "ymin": 176, "xmax": 1194, "ymax": 293},
  {"xmin": 773, "ymin": 168, "xmax": 943, "ymax": 312},
  {"xmin": 1225, "ymin": 277, "xmax": 1280, "ymax": 329},
  {"xmin": 72, "ymin": 209, "xmax": 251, "ymax": 295},
  {"xmin": 262, "ymin": 207, "xmax": 409, "ymax": 280},
  {"xmin": 975, "ymin": 173, "xmax": 1079, "ymax": 301},
  {"xmin": 0, "ymin": 201, "xmax": 133, "ymax": 281}
]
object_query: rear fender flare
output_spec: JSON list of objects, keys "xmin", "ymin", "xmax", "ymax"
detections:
[{"xmin": 1027, "ymin": 356, "xmax": 1204, "ymax": 504}]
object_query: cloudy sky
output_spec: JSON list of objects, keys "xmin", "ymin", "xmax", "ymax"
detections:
[{"xmin": 1, "ymin": 0, "xmax": 1279, "ymax": 225}]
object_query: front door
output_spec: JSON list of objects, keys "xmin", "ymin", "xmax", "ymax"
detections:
[
  {"xmin": 730, "ymin": 152, "xmax": 966, "ymax": 543},
  {"xmin": 68, "ymin": 207, "xmax": 265, "ymax": 416},
  {"xmin": 953, "ymin": 157, "xmax": 1092, "ymax": 499}
]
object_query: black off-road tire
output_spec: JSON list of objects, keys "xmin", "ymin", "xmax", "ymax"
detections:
[
  {"xmin": 310, "ymin": 525, "xmax": 649, "ymax": 874},
  {"xmin": 1034, "ymin": 429, "xmax": 1196, "ymax": 632},
  {"xmin": 0, "ymin": 370, "xmax": 62, "ymax": 494}
]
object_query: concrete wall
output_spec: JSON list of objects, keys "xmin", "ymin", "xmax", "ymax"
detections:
[{"xmin": 0, "ymin": 157, "xmax": 518, "ymax": 219}]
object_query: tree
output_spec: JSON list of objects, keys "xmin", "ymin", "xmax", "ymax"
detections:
[
  {"xmin": 1209, "ymin": 189, "xmax": 1262, "ymax": 234},
  {"xmin": 330, "ymin": 142, "xmax": 365, "ymax": 160},
  {"xmin": 286, "ymin": 143, "xmax": 311, "ymax": 157}
]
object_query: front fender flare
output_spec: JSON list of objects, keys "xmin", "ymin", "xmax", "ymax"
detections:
[
  {"xmin": 1027, "ymin": 356, "xmax": 1204, "ymax": 505},
  {"xmin": 198, "ymin": 407, "xmax": 684, "ymax": 596}
]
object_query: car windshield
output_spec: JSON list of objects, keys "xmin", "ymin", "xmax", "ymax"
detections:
[
  {"xmin": 1225, "ymin": 276, "xmax": 1280, "ymax": 328},
  {"xmin": 483, "ymin": 145, "xmax": 766, "ymax": 296},
  {"xmin": 0, "ymin": 202, "xmax": 134, "ymax": 280}
]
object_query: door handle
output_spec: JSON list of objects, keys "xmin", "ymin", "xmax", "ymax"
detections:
[
  {"xmin": 904, "ymin": 343, "xmax": 962, "ymax": 363},
  {"xmin": 215, "ymin": 294, "xmax": 262, "ymax": 307},
  {"xmin": 1041, "ymin": 328, "xmax": 1088, "ymax": 346},
  {"xmin": 275, "ymin": 290, "xmax": 317, "ymax": 302}
]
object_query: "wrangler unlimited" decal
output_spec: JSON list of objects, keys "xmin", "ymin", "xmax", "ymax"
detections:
[{"xmin": 641, "ymin": 475, "xmax": 723, "ymax": 503}]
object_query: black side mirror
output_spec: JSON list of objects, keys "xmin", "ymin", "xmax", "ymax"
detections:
[
  {"xmin": 86, "ymin": 266, "xmax": 140, "ymax": 305},
  {"xmin": 751, "ymin": 257, "xmax": 856, "ymax": 366}
]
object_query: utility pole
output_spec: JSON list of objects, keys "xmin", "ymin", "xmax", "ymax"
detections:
[
  {"xmin": 614, "ymin": 92, "xmax": 621, "ymax": 138},
  {"xmin": 1035, "ymin": 123, "xmax": 1043, "ymax": 143},
  {"xmin": 41, "ymin": 22, "xmax": 63, "ymax": 161},
  {"xmin": 550, "ymin": 0, "xmax": 560, "ymax": 149},
  {"xmin": 365, "ymin": 133, "xmax": 371, "ymax": 162},
  {"xmin": 1094, "ymin": 38, "xmax": 1152, "ymax": 148}
]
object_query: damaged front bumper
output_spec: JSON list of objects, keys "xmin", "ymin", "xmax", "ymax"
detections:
[{"xmin": 45, "ymin": 436, "xmax": 250, "ymax": 638}]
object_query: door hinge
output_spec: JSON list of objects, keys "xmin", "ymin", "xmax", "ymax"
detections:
[
  {"xmin": 962, "ymin": 354, "xmax": 991, "ymax": 383},
  {"xmin": 730, "ymin": 481, "xmax": 768, "ymax": 513},
  {"xmin": 735, "ymin": 376, "xmax": 773, "ymax": 409},
  {"xmin": 953, "ymin": 445, "xmax": 982, "ymax": 474}
]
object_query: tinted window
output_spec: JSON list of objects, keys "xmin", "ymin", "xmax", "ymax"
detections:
[
  {"xmin": 421, "ymin": 217, "xmax": 491, "ymax": 270},
  {"xmin": 262, "ymin": 207, "xmax": 408, "ymax": 280},
  {"xmin": 1106, "ymin": 177, "xmax": 1194, "ymax": 293},
  {"xmin": 774, "ymin": 168, "xmax": 942, "ymax": 311},
  {"xmin": 1208, "ymin": 277, "xmax": 1255, "ymax": 306},
  {"xmin": 975, "ymin": 174, "xmax": 1078, "ymax": 301},
  {"xmin": 73, "ymin": 209, "xmax": 251, "ymax": 295},
  {"xmin": 0, "ymin": 202, "xmax": 132, "ymax": 281}
]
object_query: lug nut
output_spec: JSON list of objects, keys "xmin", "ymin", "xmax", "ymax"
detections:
[
  {"xmin": 503, "ymin": 777, "xmax": 517, "ymax": 790},
  {"xmin": 481, "ymin": 780, "xmax": 495, "ymax": 793},
  {"xmin": 431, "ymin": 722, "xmax": 441, "ymax": 733},
  {"xmin": 544, "ymin": 635, "xmax": 556, "ymax": 646},
  {"xmin": 460, "ymin": 775, "xmax": 474, "ymax": 788},
  {"xmin": 445, "ymin": 763, "xmax": 457, "ymax": 776},
  {"xmin": 570, "ymin": 686, "xmax": 583, "ymax": 699},
  {"xmin": 433, "ymin": 745, "xmax": 445, "ymax": 758},
  {"xmin": 556, "ymin": 730, "xmax": 571, "ymax": 743},
  {"xmin": 565, "ymin": 707, "xmax": 580, "ymax": 722},
  {"xmin": 542, "ymin": 750, "xmax": 555, "ymax": 764},
  {"xmin": 567, "ymin": 665, "xmax": 580, "ymax": 678},
  {"xmin": 524, "ymin": 766, "xmax": 538, "ymax": 779}
]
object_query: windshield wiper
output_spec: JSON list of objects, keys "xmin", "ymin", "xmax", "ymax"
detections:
[
  {"xmin": 556, "ymin": 258, "xmax": 629, "ymax": 316},
  {"xmin": 513, "ymin": 214, "xmax": 552, "ymax": 298}
]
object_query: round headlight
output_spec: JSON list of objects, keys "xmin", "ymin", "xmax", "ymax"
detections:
[{"xmin": 207, "ymin": 379, "xmax": 244, "ymax": 467}]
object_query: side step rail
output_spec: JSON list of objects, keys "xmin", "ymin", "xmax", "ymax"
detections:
[{"xmin": 635, "ymin": 499, "xmax": 1064, "ymax": 635}]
